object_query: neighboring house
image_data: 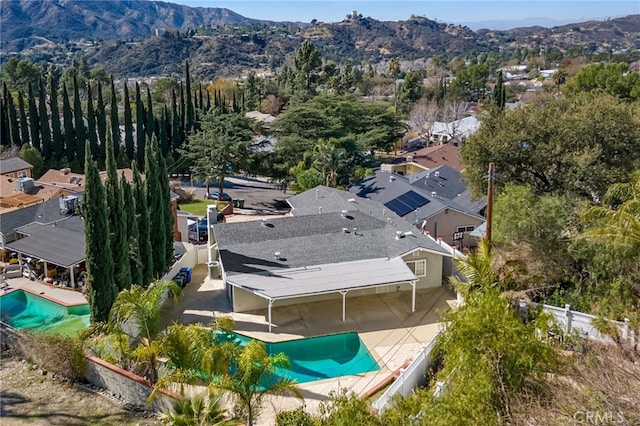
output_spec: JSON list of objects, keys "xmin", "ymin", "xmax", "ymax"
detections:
[
  {"xmin": 210, "ymin": 186, "xmax": 451, "ymax": 331},
  {"xmin": 0, "ymin": 157, "xmax": 33, "ymax": 179},
  {"xmin": 429, "ymin": 115, "xmax": 479, "ymax": 145},
  {"xmin": 392, "ymin": 143, "xmax": 466, "ymax": 173},
  {"xmin": 350, "ymin": 166, "xmax": 485, "ymax": 247},
  {"xmin": 245, "ymin": 110, "xmax": 276, "ymax": 124}
]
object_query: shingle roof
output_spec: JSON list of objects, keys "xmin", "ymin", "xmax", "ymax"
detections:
[
  {"xmin": 349, "ymin": 168, "xmax": 485, "ymax": 223},
  {"xmin": 6, "ymin": 216, "xmax": 85, "ymax": 267},
  {"xmin": 213, "ymin": 209, "xmax": 449, "ymax": 277},
  {"xmin": 0, "ymin": 195, "xmax": 80, "ymax": 237},
  {"xmin": 0, "ymin": 157, "xmax": 33, "ymax": 175}
]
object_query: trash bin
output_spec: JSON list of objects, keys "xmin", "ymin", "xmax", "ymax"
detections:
[
  {"xmin": 232, "ymin": 199, "xmax": 239, "ymax": 207},
  {"xmin": 208, "ymin": 261, "xmax": 220, "ymax": 279},
  {"xmin": 238, "ymin": 199, "xmax": 245, "ymax": 208},
  {"xmin": 173, "ymin": 274, "xmax": 185, "ymax": 288},
  {"xmin": 179, "ymin": 267, "xmax": 192, "ymax": 284}
]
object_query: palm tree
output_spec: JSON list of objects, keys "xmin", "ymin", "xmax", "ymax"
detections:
[
  {"xmin": 312, "ymin": 139, "xmax": 348, "ymax": 188},
  {"xmin": 214, "ymin": 340, "xmax": 303, "ymax": 426},
  {"xmin": 580, "ymin": 171, "xmax": 640, "ymax": 250},
  {"xmin": 551, "ymin": 68, "xmax": 568, "ymax": 93},
  {"xmin": 159, "ymin": 390, "xmax": 240, "ymax": 426},
  {"xmin": 109, "ymin": 280, "xmax": 181, "ymax": 341}
]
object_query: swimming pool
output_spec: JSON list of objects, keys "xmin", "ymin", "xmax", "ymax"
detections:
[
  {"xmin": 0, "ymin": 290, "xmax": 90, "ymax": 337},
  {"xmin": 217, "ymin": 331, "xmax": 380, "ymax": 384}
]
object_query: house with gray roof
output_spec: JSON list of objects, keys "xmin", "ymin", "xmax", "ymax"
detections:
[
  {"xmin": 212, "ymin": 187, "xmax": 451, "ymax": 331},
  {"xmin": 0, "ymin": 157, "xmax": 33, "ymax": 179},
  {"xmin": 349, "ymin": 166, "xmax": 485, "ymax": 247}
]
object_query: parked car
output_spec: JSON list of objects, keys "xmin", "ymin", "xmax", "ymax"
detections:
[
  {"xmin": 205, "ymin": 192, "xmax": 232, "ymax": 201},
  {"xmin": 416, "ymin": 141, "xmax": 426, "ymax": 149}
]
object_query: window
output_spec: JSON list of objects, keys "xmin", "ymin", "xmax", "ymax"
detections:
[
  {"xmin": 17, "ymin": 170, "xmax": 27, "ymax": 178},
  {"xmin": 456, "ymin": 225, "xmax": 475, "ymax": 233},
  {"xmin": 407, "ymin": 259, "xmax": 426, "ymax": 277}
]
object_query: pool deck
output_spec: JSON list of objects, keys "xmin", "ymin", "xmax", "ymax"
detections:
[
  {"xmin": 3, "ymin": 264, "xmax": 457, "ymax": 425},
  {"xmin": 1, "ymin": 276, "xmax": 88, "ymax": 306},
  {"xmin": 165, "ymin": 264, "xmax": 457, "ymax": 424}
]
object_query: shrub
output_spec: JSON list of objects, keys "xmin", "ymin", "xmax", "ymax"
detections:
[{"xmin": 17, "ymin": 332, "xmax": 86, "ymax": 381}]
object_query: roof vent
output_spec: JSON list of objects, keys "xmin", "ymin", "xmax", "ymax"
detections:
[
  {"xmin": 395, "ymin": 230, "xmax": 402, "ymax": 240},
  {"xmin": 348, "ymin": 198, "xmax": 355, "ymax": 202},
  {"xmin": 431, "ymin": 191, "xmax": 437, "ymax": 197},
  {"xmin": 316, "ymin": 189, "xmax": 319, "ymax": 200},
  {"xmin": 341, "ymin": 209, "xmax": 348, "ymax": 218},
  {"xmin": 353, "ymin": 227, "xmax": 358, "ymax": 235},
  {"xmin": 389, "ymin": 175, "xmax": 395, "ymax": 183},
  {"xmin": 319, "ymin": 206, "xmax": 323, "ymax": 214},
  {"xmin": 261, "ymin": 218, "xmax": 268, "ymax": 226},
  {"xmin": 434, "ymin": 171, "xmax": 440, "ymax": 178},
  {"xmin": 274, "ymin": 251, "xmax": 281, "ymax": 260},
  {"xmin": 342, "ymin": 227, "xmax": 348, "ymax": 233},
  {"xmin": 61, "ymin": 167, "xmax": 71, "ymax": 175}
]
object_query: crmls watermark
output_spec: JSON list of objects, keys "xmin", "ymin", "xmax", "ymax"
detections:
[{"xmin": 573, "ymin": 411, "xmax": 625, "ymax": 424}]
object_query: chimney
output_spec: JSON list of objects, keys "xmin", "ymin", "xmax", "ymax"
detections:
[{"xmin": 62, "ymin": 167, "xmax": 71, "ymax": 175}]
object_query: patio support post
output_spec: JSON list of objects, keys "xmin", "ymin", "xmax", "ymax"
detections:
[
  {"xmin": 411, "ymin": 281, "xmax": 416, "ymax": 312},
  {"xmin": 340, "ymin": 290, "xmax": 349, "ymax": 322},
  {"xmin": 268, "ymin": 298, "xmax": 274, "ymax": 332},
  {"xmin": 69, "ymin": 266, "xmax": 75, "ymax": 288},
  {"xmin": 43, "ymin": 260, "xmax": 49, "ymax": 278}
]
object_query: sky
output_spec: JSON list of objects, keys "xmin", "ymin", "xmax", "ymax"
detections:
[{"xmin": 173, "ymin": 0, "xmax": 640, "ymax": 28}]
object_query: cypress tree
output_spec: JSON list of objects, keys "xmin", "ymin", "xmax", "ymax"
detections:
[
  {"xmin": 38, "ymin": 78, "xmax": 52, "ymax": 160},
  {"xmin": 62, "ymin": 83, "xmax": 75, "ymax": 162},
  {"xmin": 185, "ymin": 61, "xmax": 194, "ymax": 133},
  {"xmin": 0, "ymin": 95, "xmax": 9, "ymax": 147},
  {"xmin": 159, "ymin": 106, "xmax": 169, "ymax": 156},
  {"xmin": 96, "ymin": 81, "xmax": 107, "ymax": 160},
  {"xmin": 83, "ymin": 141, "xmax": 117, "ymax": 323},
  {"xmin": 135, "ymin": 83, "xmax": 146, "ymax": 167},
  {"xmin": 494, "ymin": 70, "xmax": 506, "ymax": 110},
  {"xmin": 132, "ymin": 161, "xmax": 153, "ymax": 285},
  {"xmin": 49, "ymin": 75, "xmax": 64, "ymax": 160},
  {"xmin": 179, "ymin": 82, "xmax": 186, "ymax": 146},
  {"xmin": 122, "ymin": 173, "xmax": 142, "ymax": 286},
  {"xmin": 105, "ymin": 133, "xmax": 131, "ymax": 291},
  {"xmin": 27, "ymin": 83, "xmax": 40, "ymax": 151},
  {"xmin": 206, "ymin": 90, "xmax": 211, "ymax": 111},
  {"xmin": 5, "ymin": 83, "xmax": 21, "ymax": 147},
  {"xmin": 145, "ymin": 86, "xmax": 155, "ymax": 141},
  {"xmin": 123, "ymin": 82, "xmax": 134, "ymax": 162},
  {"xmin": 145, "ymin": 136, "xmax": 166, "ymax": 278},
  {"xmin": 109, "ymin": 76, "xmax": 120, "ymax": 162},
  {"xmin": 85, "ymin": 83, "xmax": 97, "ymax": 162},
  {"xmin": 170, "ymin": 88, "xmax": 181, "ymax": 152},
  {"xmin": 18, "ymin": 91, "xmax": 30, "ymax": 146},
  {"xmin": 72, "ymin": 76, "xmax": 85, "ymax": 162},
  {"xmin": 157, "ymin": 141, "xmax": 174, "ymax": 269}
]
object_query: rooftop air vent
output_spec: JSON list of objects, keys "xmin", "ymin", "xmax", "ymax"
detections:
[
  {"xmin": 319, "ymin": 206, "xmax": 323, "ymax": 214},
  {"xmin": 431, "ymin": 191, "xmax": 437, "ymax": 197},
  {"xmin": 389, "ymin": 176, "xmax": 395, "ymax": 183},
  {"xmin": 395, "ymin": 231, "xmax": 403, "ymax": 240},
  {"xmin": 261, "ymin": 218, "xmax": 268, "ymax": 226},
  {"xmin": 435, "ymin": 171, "xmax": 440, "ymax": 178},
  {"xmin": 341, "ymin": 209, "xmax": 348, "ymax": 218},
  {"xmin": 274, "ymin": 251, "xmax": 281, "ymax": 260},
  {"xmin": 342, "ymin": 227, "xmax": 349, "ymax": 233}
]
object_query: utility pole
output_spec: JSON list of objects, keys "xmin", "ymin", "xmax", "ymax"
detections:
[{"xmin": 485, "ymin": 162, "xmax": 495, "ymax": 250}]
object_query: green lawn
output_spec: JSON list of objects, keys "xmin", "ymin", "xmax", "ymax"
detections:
[{"xmin": 178, "ymin": 199, "xmax": 225, "ymax": 216}]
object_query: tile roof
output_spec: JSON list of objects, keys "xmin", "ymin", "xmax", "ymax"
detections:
[{"xmin": 393, "ymin": 143, "xmax": 466, "ymax": 172}]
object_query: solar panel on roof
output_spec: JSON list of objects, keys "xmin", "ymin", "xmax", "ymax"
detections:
[{"xmin": 384, "ymin": 190, "xmax": 429, "ymax": 217}]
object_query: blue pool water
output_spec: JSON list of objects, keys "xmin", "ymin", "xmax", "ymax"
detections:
[
  {"xmin": 216, "ymin": 331, "xmax": 380, "ymax": 384},
  {"xmin": 0, "ymin": 290, "xmax": 90, "ymax": 337}
]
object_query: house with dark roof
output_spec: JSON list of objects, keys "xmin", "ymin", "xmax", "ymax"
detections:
[
  {"xmin": 350, "ymin": 166, "xmax": 485, "ymax": 247},
  {"xmin": 211, "ymin": 186, "xmax": 451, "ymax": 331}
]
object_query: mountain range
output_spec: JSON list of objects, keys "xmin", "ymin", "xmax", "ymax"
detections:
[{"xmin": 1, "ymin": 0, "xmax": 639, "ymax": 78}]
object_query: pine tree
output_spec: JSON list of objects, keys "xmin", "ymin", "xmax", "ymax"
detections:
[
  {"xmin": 109, "ymin": 76, "xmax": 120, "ymax": 162},
  {"xmin": 185, "ymin": 61, "xmax": 194, "ymax": 133},
  {"xmin": 96, "ymin": 81, "xmax": 107, "ymax": 160},
  {"xmin": 72, "ymin": 76, "xmax": 85, "ymax": 162},
  {"xmin": 135, "ymin": 83, "xmax": 146, "ymax": 167},
  {"xmin": 122, "ymin": 173, "xmax": 143, "ymax": 286},
  {"xmin": 49, "ymin": 75, "xmax": 64, "ymax": 160},
  {"xmin": 132, "ymin": 161, "xmax": 153, "ymax": 286},
  {"xmin": 26, "ymin": 83, "xmax": 40, "ymax": 152},
  {"xmin": 38, "ymin": 78, "xmax": 52, "ymax": 160},
  {"xmin": 5, "ymin": 83, "xmax": 21, "ymax": 147},
  {"xmin": 85, "ymin": 83, "xmax": 97, "ymax": 163},
  {"xmin": 123, "ymin": 82, "xmax": 134, "ymax": 162},
  {"xmin": 105, "ymin": 133, "xmax": 131, "ymax": 291},
  {"xmin": 83, "ymin": 141, "xmax": 117, "ymax": 323},
  {"xmin": 145, "ymin": 136, "xmax": 167, "ymax": 278},
  {"xmin": 18, "ymin": 91, "xmax": 30, "ymax": 146}
]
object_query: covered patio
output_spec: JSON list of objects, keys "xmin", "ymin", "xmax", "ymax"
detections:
[
  {"xmin": 226, "ymin": 257, "xmax": 418, "ymax": 332},
  {"xmin": 5, "ymin": 219, "xmax": 85, "ymax": 289}
]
